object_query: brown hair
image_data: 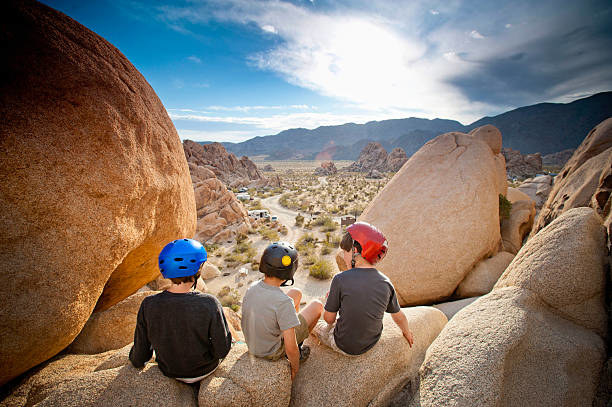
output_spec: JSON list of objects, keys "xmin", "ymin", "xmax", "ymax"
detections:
[
  {"xmin": 169, "ymin": 271, "xmax": 201, "ymax": 285},
  {"xmin": 340, "ymin": 231, "xmax": 362, "ymax": 253}
]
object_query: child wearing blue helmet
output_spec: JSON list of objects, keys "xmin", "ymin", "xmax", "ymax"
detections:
[{"xmin": 129, "ymin": 238, "xmax": 232, "ymax": 383}]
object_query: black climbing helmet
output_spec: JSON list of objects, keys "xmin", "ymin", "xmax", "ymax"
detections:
[{"xmin": 259, "ymin": 241, "xmax": 298, "ymax": 286}]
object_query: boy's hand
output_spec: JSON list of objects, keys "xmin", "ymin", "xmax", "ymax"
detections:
[{"xmin": 403, "ymin": 329, "xmax": 414, "ymax": 348}]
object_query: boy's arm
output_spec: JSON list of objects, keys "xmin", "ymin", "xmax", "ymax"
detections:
[
  {"xmin": 390, "ymin": 311, "xmax": 414, "ymax": 348},
  {"xmin": 209, "ymin": 300, "xmax": 233, "ymax": 359},
  {"xmin": 282, "ymin": 327, "xmax": 300, "ymax": 381},
  {"xmin": 129, "ymin": 303, "xmax": 153, "ymax": 368},
  {"xmin": 323, "ymin": 310, "xmax": 337, "ymax": 324},
  {"xmin": 323, "ymin": 276, "xmax": 340, "ymax": 324}
]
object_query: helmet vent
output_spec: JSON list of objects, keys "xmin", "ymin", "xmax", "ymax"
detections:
[
  {"xmin": 174, "ymin": 257, "xmax": 183, "ymax": 261},
  {"xmin": 178, "ymin": 266, "xmax": 188, "ymax": 270},
  {"xmin": 160, "ymin": 260, "xmax": 164, "ymax": 264},
  {"xmin": 284, "ymin": 249, "xmax": 288, "ymax": 253},
  {"xmin": 190, "ymin": 259, "xmax": 196, "ymax": 263},
  {"xmin": 184, "ymin": 239, "xmax": 189, "ymax": 241}
]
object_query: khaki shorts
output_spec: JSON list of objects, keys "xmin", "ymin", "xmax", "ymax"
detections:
[
  {"xmin": 313, "ymin": 321, "xmax": 358, "ymax": 357},
  {"xmin": 265, "ymin": 314, "xmax": 310, "ymax": 361}
]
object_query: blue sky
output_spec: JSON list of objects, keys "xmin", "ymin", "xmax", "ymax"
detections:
[{"xmin": 42, "ymin": 0, "xmax": 612, "ymax": 143}]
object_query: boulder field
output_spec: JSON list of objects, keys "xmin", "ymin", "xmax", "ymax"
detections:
[
  {"xmin": 414, "ymin": 208, "xmax": 608, "ymax": 406},
  {"xmin": 360, "ymin": 125, "xmax": 507, "ymax": 305},
  {"xmin": 2, "ymin": 308, "xmax": 448, "ymax": 407},
  {"xmin": 0, "ymin": 0, "xmax": 195, "ymax": 385}
]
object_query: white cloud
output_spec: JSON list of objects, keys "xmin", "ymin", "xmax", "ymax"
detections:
[
  {"xmin": 430, "ymin": 9, "xmax": 439, "ymax": 15},
  {"xmin": 261, "ymin": 24, "xmax": 278, "ymax": 34},
  {"xmin": 177, "ymin": 129, "xmax": 256, "ymax": 143},
  {"xmin": 187, "ymin": 55, "xmax": 202, "ymax": 63},
  {"xmin": 469, "ymin": 30, "xmax": 485, "ymax": 39},
  {"xmin": 505, "ymin": 23, "xmax": 512, "ymax": 28}
]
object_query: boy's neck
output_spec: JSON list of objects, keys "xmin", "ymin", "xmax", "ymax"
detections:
[
  {"xmin": 166, "ymin": 281, "xmax": 195, "ymax": 293},
  {"xmin": 353, "ymin": 257, "xmax": 374, "ymax": 269},
  {"xmin": 262, "ymin": 275, "xmax": 283, "ymax": 287}
]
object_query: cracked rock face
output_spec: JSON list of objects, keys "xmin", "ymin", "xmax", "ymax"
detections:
[
  {"xmin": 0, "ymin": 0, "xmax": 195, "ymax": 385},
  {"xmin": 360, "ymin": 127, "xmax": 506, "ymax": 305}
]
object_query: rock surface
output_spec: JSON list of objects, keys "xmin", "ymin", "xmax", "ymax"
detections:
[
  {"xmin": 345, "ymin": 142, "xmax": 408, "ymax": 173},
  {"xmin": 455, "ymin": 252, "xmax": 515, "ymax": 297},
  {"xmin": 359, "ymin": 128, "xmax": 504, "ymax": 305},
  {"xmin": 292, "ymin": 307, "xmax": 447, "ymax": 407},
  {"xmin": 335, "ymin": 250, "xmax": 349, "ymax": 272},
  {"xmin": 517, "ymin": 174, "xmax": 553, "ymax": 210},
  {"xmin": 542, "ymin": 149, "xmax": 575, "ymax": 168},
  {"xmin": 532, "ymin": 117, "xmax": 612, "ymax": 235},
  {"xmin": 189, "ymin": 162, "xmax": 251, "ymax": 243},
  {"xmin": 433, "ymin": 297, "xmax": 480, "ymax": 320},
  {"xmin": 183, "ymin": 140, "xmax": 265, "ymax": 188},
  {"xmin": 0, "ymin": 0, "xmax": 196, "ymax": 385},
  {"xmin": 314, "ymin": 161, "xmax": 338, "ymax": 176},
  {"xmin": 502, "ymin": 147, "xmax": 543, "ymax": 179},
  {"xmin": 199, "ymin": 342, "xmax": 291, "ymax": 407},
  {"xmin": 501, "ymin": 199, "xmax": 536, "ymax": 254},
  {"xmin": 68, "ymin": 291, "xmax": 158, "ymax": 355},
  {"xmin": 201, "ymin": 263, "xmax": 221, "ymax": 280},
  {"xmin": 417, "ymin": 208, "xmax": 608, "ymax": 406},
  {"xmin": 3, "ymin": 347, "xmax": 197, "ymax": 407}
]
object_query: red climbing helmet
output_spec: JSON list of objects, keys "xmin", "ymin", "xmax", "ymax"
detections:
[{"xmin": 346, "ymin": 221, "xmax": 388, "ymax": 265}]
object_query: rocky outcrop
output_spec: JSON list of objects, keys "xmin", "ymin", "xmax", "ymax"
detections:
[
  {"xmin": 293, "ymin": 307, "xmax": 447, "ymax": 407},
  {"xmin": 314, "ymin": 161, "xmax": 338, "ymax": 176},
  {"xmin": 68, "ymin": 291, "xmax": 158, "ymax": 355},
  {"xmin": 502, "ymin": 148, "xmax": 543, "ymax": 179},
  {"xmin": 0, "ymin": 0, "xmax": 196, "ymax": 385},
  {"xmin": 532, "ymin": 117, "xmax": 612, "ymax": 235},
  {"xmin": 262, "ymin": 164, "xmax": 274, "ymax": 172},
  {"xmin": 517, "ymin": 174, "xmax": 553, "ymax": 210},
  {"xmin": 201, "ymin": 263, "xmax": 221, "ymax": 280},
  {"xmin": 385, "ymin": 148, "xmax": 409, "ymax": 172},
  {"xmin": 416, "ymin": 208, "xmax": 608, "ymax": 406},
  {"xmin": 360, "ymin": 126, "xmax": 506, "ymax": 305},
  {"xmin": 542, "ymin": 149, "xmax": 575, "ymax": 168},
  {"xmin": 189, "ymin": 162, "xmax": 251, "ymax": 243},
  {"xmin": 183, "ymin": 140, "xmax": 265, "ymax": 188},
  {"xmin": 455, "ymin": 252, "xmax": 515, "ymax": 298},
  {"xmin": 3, "ymin": 346, "xmax": 197, "ymax": 407},
  {"xmin": 345, "ymin": 143, "xmax": 408, "ymax": 173},
  {"xmin": 366, "ymin": 169, "xmax": 384, "ymax": 179}
]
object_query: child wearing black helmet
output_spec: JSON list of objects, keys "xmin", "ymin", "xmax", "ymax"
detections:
[
  {"xmin": 241, "ymin": 241, "xmax": 323, "ymax": 381},
  {"xmin": 315, "ymin": 222, "xmax": 414, "ymax": 356},
  {"xmin": 129, "ymin": 239, "xmax": 233, "ymax": 384}
]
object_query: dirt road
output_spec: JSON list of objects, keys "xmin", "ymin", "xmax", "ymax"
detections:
[{"xmin": 261, "ymin": 194, "xmax": 302, "ymax": 244}]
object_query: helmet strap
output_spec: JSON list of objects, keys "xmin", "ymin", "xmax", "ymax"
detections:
[
  {"xmin": 351, "ymin": 248, "xmax": 357, "ymax": 268},
  {"xmin": 280, "ymin": 278, "xmax": 294, "ymax": 287},
  {"xmin": 191, "ymin": 276, "xmax": 198, "ymax": 291}
]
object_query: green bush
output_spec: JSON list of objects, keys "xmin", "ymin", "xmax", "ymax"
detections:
[
  {"xmin": 499, "ymin": 194, "xmax": 512, "ymax": 221},
  {"xmin": 321, "ymin": 246, "xmax": 332, "ymax": 255},
  {"xmin": 295, "ymin": 214, "xmax": 305, "ymax": 226},
  {"xmin": 259, "ymin": 226, "xmax": 280, "ymax": 241},
  {"xmin": 309, "ymin": 260, "xmax": 334, "ymax": 280}
]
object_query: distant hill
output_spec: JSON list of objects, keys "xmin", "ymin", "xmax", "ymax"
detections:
[{"xmin": 205, "ymin": 92, "xmax": 612, "ymax": 159}]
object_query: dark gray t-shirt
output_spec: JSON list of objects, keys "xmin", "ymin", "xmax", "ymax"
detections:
[{"xmin": 325, "ymin": 267, "xmax": 401, "ymax": 355}]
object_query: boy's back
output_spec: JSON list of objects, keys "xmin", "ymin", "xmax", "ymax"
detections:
[
  {"xmin": 130, "ymin": 290, "xmax": 231, "ymax": 378},
  {"xmin": 325, "ymin": 267, "xmax": 400, "ymax": 355},
  {"xmin": 241, "ymin": 280, "xmax": 300, "ymax": 357}
]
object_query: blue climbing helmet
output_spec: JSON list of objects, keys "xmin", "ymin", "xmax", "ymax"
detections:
[{"xmin": 158, "ymin": 238, "xmax": 208, "ymax": 278}]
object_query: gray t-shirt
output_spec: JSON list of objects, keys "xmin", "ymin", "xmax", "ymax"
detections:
[
  {"xmin": 325, "ymin": 267, "xmax": 401, "ymax": 355},
  {"xmin": 241, "ymin": 280, "xmax": 300, "ymax": 357}
]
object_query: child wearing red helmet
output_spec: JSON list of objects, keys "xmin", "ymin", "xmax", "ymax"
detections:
[{"xmin": 314, "ymin": 222, "xmax": 414, "ymax": 355}]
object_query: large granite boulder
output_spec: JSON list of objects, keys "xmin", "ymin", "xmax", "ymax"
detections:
[
  {"xmin": 417, "ymin": 208, "xmax": 608, "ymax": 406},
  {"xmin": 359, "ymin": 127, "xmax": 505, "ymax": 305},
  {"xmin": 517, "ymin": 174, "xmax": 553, "ymax": 210},
  {"xmin": 0, "ymin": 0, "xmax": 195, "ymax": 385},
  {"xmin": 533, "ymin": 117, "xmax": 612, "ymax": 235},
  {"xmin": 345, "ymin": 142, "xmax": 389, "ymax": 173},
  {"xmin": 2, "ymin": 347, "xmax": 197, "ymax": 407},
  {"xmin": 314, "ymin": 161, "xmax": 338, "ymax": 176},
  {"xmin": 292, "ymin": 307, "xmax": 447, "ymax": 407},
  {"xmin": 500, "ymin": 199, "xmax": 536, "ymax": 254},
  {"xmin": 68, "ymin": 291, "xmax": 158, "ymax": 355},
  {"xmin": 455, "ymin": 251, "xmax": 515, "ymax": 297},
  {"xmin": 199, "ymin": 342, "xmax": 291, "ymax": 407}
]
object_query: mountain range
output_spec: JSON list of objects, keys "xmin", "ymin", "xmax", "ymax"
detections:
[{"xmin": 201, "ymin": 91, "xmax": 612, "ymax": 160}]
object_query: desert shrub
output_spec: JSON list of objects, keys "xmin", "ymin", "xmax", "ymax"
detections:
[
  {"xmin": 236, "ymin": 232, "xmax": 248, "ymax": 243},
  {"xmin": 217, "ymin": 286, "xmax": 241, "ymax": 311},
  {"xmin": 323, "ymin": 232, "xmax": 341, "ymax": 248},
  {"xmin": 304, "ymin": 254, "xmax": 318, "ymax": 266},
  {"xmin": 259, "ymin": 226, "xmax": 280, "ymax": 241},
  {"xmin": 322, "ymin": 217, "xmax": 338, "ymax": 232},
  {"xmin": 280, "ymin": 225, "xmax": 288, "ymax": 235},
  {"xmin": 249, "ymin": 200, "xmax": 265, "ymax": 210},
  {"xmin": 279, "ymin": 193, "xmax": 291, "ymax": 208},
  {"xmin": 321, "ymin": 246, "xmax": 332, "ymax": 255},
  {"xmin": 295, "ymin": 214, "xmax": 305, "ymax": 226},
  {"xmin": 499, "ymin": 194, "xmax": 512, "ymax": 221},
  {"xmin": 296, "ymin": 233, "xmax": 317, "ymax": 256},
  {"xmin": 309, "ymin": 260, "xmax": 334, "ymax": 280}
]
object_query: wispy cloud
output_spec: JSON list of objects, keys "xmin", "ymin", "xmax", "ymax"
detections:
[
  {"xmin": 187, "ymin": 55, "xmax": 202, "ymax": 63},
  {"xmin": 261, "ymin": 24, "xmax": 278, "ymax": 34},
  {"xmin": 469, "ymin": 30, "xmax": 485, "ymax": 39}
]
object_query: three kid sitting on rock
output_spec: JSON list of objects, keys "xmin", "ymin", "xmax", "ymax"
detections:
[{"xmin": 130, "ymin": 221, "xmax": 412, "ymax": 384}]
